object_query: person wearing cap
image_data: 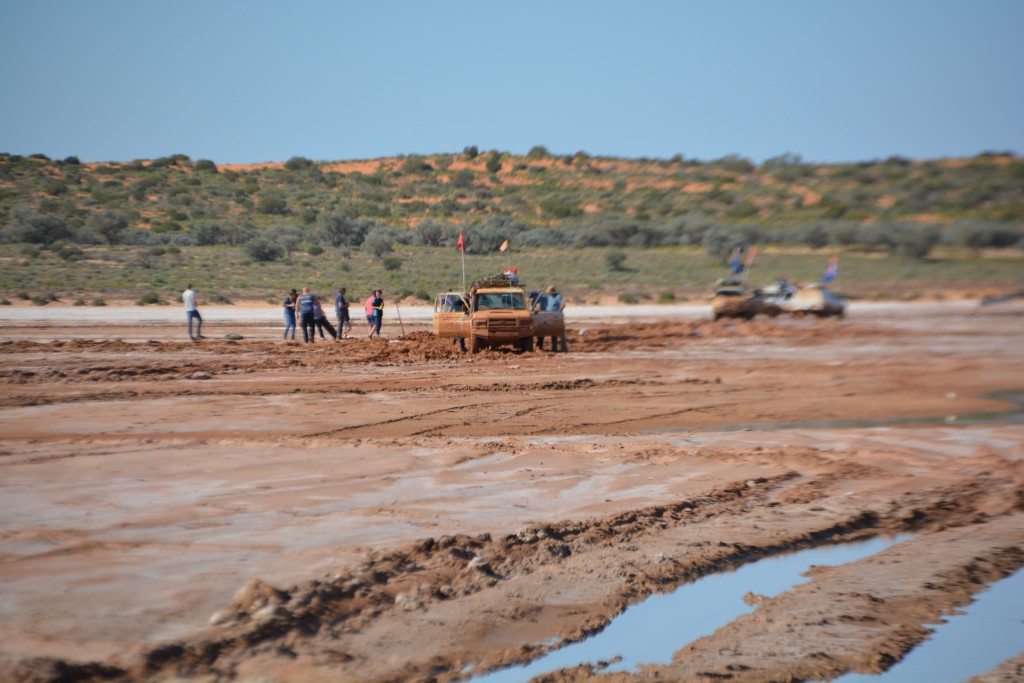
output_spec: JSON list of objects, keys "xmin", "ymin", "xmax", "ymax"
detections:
[
  {"xmin": 537, "ymin": 285, "xmax": 567, "ymax": 352},
  {"xmin": 283, "ymin": 289, "xmax": 297, "ymax": 341},
  {"xmin": 543, "ymin": 285, "xmax": 564, "ymax": 312}
]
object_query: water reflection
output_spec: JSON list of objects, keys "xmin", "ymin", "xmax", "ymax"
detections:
[
  {"xmin": 834, "ymin": 568, "xmax": 1024, "ymax": 683},
  {"xmin": 468, "ymin": 536, "xmax": 910, "ymax": 683}
]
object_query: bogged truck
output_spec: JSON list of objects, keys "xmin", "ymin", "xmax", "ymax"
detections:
[{"xmin": 432, "ymin": 275, "xmax": 565, "ymax": 352}]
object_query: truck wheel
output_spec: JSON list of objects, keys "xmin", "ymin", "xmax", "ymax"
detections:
[
  {"xmin": 517, "ymin": 337, "xmax": 534, "ymax": 352},
  {"xmin": 468, "ymin": 334, "xmax": 481, "ymax": 353}
]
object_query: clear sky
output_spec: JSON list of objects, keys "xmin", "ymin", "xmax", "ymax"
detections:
[{"xmin": 1, "ymin": 0, "xmax": 1021, "ymax": 165}]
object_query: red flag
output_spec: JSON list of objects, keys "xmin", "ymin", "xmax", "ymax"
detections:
[
  {"xmin": 499, "ymin": 239, "xmax": 509, "ymax": 252},
  {"xmin": 457, "ymin": 231, "xmax": 464, "ymax": 252},
  {"xmin": 744, "ymin": 247, "xmax": 758, "ymax": 267}
]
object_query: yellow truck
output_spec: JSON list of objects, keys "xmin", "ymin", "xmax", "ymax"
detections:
[{"xmin": 432, "ymin": 275, "xmax": 566, "ymax": 352}]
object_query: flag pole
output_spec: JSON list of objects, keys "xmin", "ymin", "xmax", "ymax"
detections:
[
  {"xmin": 743, "ymin": 247, "xmax": 758, "ymax": 287},
  {"xmin": 459, "ymin": 231, "xmax": 466, "ymax": 291}
]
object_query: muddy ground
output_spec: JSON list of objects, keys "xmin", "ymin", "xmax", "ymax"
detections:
[{"xmin": 0, "ymin": 302, "xmax": 1022, "ymax": 683}]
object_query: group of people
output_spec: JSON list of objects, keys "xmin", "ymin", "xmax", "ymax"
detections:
[{"xmin": 282, "ymin": 287, "xmax": 384, "ymax": 343}]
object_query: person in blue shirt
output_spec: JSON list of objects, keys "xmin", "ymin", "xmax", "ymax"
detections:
[{"xmin": 283, "ymin": 289, "xmax": 297, "ymax": 341}]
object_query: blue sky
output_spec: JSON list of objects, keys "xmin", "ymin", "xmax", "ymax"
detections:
[{"xmin": 1, "ymin": 0, "xmax": 1021, "ymax": 165}]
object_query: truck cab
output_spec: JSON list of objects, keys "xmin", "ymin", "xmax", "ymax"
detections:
[{"xmin": 432, "ymin": 276, "xmax": 535, "ymax": 352}]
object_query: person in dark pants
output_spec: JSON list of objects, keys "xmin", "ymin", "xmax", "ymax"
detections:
[
  {"xmin": 182, "ymin": 283, "xmax": 204, "ymax": 340},
  {"xmin": 313, "ymin": 296, "xmax": 337, "ymax": 340},
  {"xmin": 335, "ymin": 287, "xmax": 352, "ymax": 339},
  {"xmin": 283, "ymin": 289, "xmax": 297, "ymax": 340},
  {"xmin": 296, "ymin": 287, "xmax": 317, "ymax": 343},
  {"xmin": 371, "ymin": 289, "xmax": 384, "ymax": 338}
]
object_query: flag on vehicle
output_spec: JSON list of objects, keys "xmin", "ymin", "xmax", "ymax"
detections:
[
  {"xmin": 457, "ymin": 231, "xmax": 464, "ymax": 252},
  {"xmin": 499, "ymin": 239, "xmax": 509, "ymax": 252},
  {"xmin": 745, "ymin": 247, "xmax": 758, "ymax": 267},
  {"xmin": 822, "ymin": 256, "xmax": 838, "ymax": 284}
]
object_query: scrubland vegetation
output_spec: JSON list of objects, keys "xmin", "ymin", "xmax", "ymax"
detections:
[{"xmin": 0, "ymin": 149, "xmax": 1021, "ymax": 302}]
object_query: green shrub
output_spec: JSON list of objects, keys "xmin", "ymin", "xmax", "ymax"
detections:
[
  {"xmin": 618, "ymin": 292, "xmax": 638, "ymax": 304},
  {"xmin": 285, "ymin": 156, "xmax": 314, "ymax": 171},
  {"xmin": 0, "ymin": 299, "xmax": 10, "ymax": 305},
  {"xmin": 657, "ymin": 291, "xmax": 676, "ymax": 303},
  {"xmin": 31, "ymin": 295, "xmax": 50, "ymax": 306},
  {"xmin": 258, "ymin": 192, "xmax": 288, "ymax": 215},
  {"xmin": 246, "ymin": 239, "xmax": 284, "ymax": 262},
  {"xmin": 307, "ymin": 244, "xmax": 324, "ymax": 256},
  {"xmin": 604, "ymin": 250, "xmax": 627, "ymax": 271},
  {"xmin": 463, "ymin": 146, "xmax": 479, "ymax": 160},
  {"xmin": 92, "ymin": 298, "xmax": 106, "ymax": 306},
  {"xmin": 73, "ymin": 298, "xmax": 86, "ymax": 306},
  {"xmin": 193, "ymin": 159, "xmax": 218, "ymax": 172},
  {"xmin": 136, "ymin": 292, "xmax": 162, "ymax": 305},
  {"xmin": 382, "ymin": 256, "xmax": 403, "ymax": 271},
  {"xmin": 527, "ymin": 145, "xmax": 550, "ymax": 159},
  {"xmin": 57, "ymin": 245, "xmax": 84, "ymax": 261},
  {"xmin": 451, "ymin": 169, "xmax": 475, "ymax": 188},
  {"xmin": 486, "ymin": 151, "xmax": 503, "ymax": 174}
]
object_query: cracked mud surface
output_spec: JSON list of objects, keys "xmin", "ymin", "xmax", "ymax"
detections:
[{"xmin": 1, "ymin": 303, "xmax": 1022, "ymax": 682}]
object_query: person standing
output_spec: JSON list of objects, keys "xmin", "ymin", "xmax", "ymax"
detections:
[
  {"xmin": 335, "ymin": 287, "xmax": 352, "ymax": 339},
  {"xmin": 283, "ymin": 289, "xmax": 297, "ymax": 341},
  {"xmin": 296, "ymin": 287, "xmax": 317, "ymax": 343},
  {"xmin": 182, "ymin": 283, "xmax": 204, "ymax": 340},
  {"xmin": 537, "ymin": 285, "xmax": 567, "ymax": 352},
  {"xmin": 365, "ymin": 290, "xmax": 377, "ymax": 337},
  {"xmin": 371, "ymin": 289, "xmax": 384, "ymax": 338}
]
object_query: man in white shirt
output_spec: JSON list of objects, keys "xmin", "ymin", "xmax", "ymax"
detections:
[{"xmin": 182, "ymin": 284, "xmax": 204, "ymax": 340}]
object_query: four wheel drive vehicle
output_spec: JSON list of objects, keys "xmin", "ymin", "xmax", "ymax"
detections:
[
  {"xmin": 710, "ymin": 279, "xmax": 847, "ymax": 321},
  {"xmin": 710, "ymin": 279, "xmax": 780, "ymax": 321},
  {"xmin": 753, "ymin": 281, "xmax": 846, "ymax": 318},
  {"xmin": 432, "ymin": 276, "xmax": 536, "ymax": 352}
]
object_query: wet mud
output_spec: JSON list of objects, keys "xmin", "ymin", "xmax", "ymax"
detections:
[{"xmin": 1, "ymin": 304, "xmax": 1022, "ymax": 682}]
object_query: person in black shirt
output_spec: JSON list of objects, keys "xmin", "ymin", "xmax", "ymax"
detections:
[
  {"xmin": 370, "ymin": 290, "xmax": 384, "ymax": 338},
  {"xmin": 335, "ymin": 287, "xmax": 352, "ymax": 339}
]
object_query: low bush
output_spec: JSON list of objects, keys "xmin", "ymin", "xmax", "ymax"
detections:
[
  {"xmin": 605, "ymin": 250, "xmax": 627, "ymax": 271},
  {"xmin": 136, "ymin": 292, "xmax": 162, "ymax": 305}
]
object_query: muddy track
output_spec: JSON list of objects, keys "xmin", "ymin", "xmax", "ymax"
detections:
[
  {"xmin": 9, "ymin": 468, "xmax": 1021, "ymax": 683},
  {"xmin": 2, "ymin": 306, "xmax": 1023, "ymax": 683}
]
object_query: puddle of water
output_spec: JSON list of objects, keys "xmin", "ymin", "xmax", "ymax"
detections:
[
  {"xmin": 467, "ymin": 535, "xmax": 910, "ymax": 683},
  {"xmin": 832, "ymin": 568, "xmax": 1024, "ymax": 683},
  {"xmin": 646, "ymin": 389, "xmax": 1024, "ymax": 435}
]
